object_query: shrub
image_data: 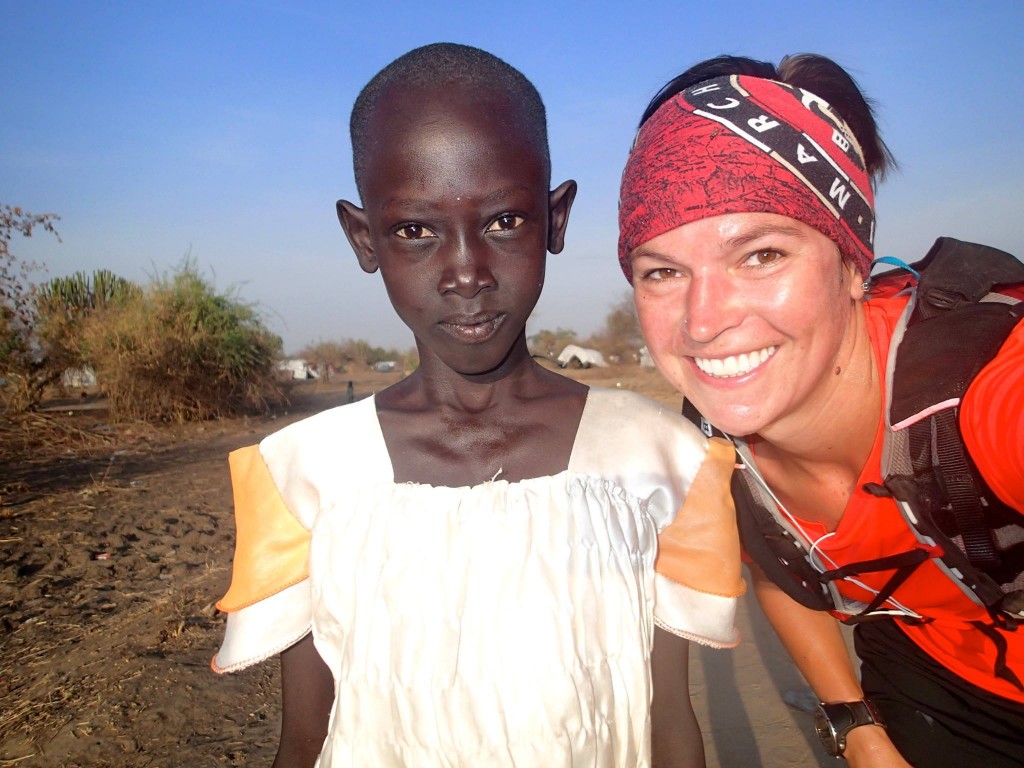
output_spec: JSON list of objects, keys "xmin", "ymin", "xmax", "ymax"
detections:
[
  {"xmin": 33, "ymin": 269, "xmax": 141, "ymax": 394},
  {"xmin": 77, "ymin": 262, "xmax": 285, "ymax": 422}
]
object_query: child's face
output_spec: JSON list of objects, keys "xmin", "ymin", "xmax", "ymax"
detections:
[{"xmin": 338, "ymin": 84, "xmax": 575, "ymax": 377}]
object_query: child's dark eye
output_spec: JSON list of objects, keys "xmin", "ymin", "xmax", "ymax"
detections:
[
  {"xmin": 486, "ymin": 214, "xmax": 525, "ymax": 232},
  {"xmin": 394, "ymin": 223, "xmax": 437, "ymax": 240}
]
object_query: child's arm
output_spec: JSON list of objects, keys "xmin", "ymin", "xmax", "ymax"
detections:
[
  {"xmin": 651, "ymin": 627, "xmax": 706, "ymax": 768},
  {"xmin": 274, "ymin": 633, "xmax": 334, "ymax": 768}
]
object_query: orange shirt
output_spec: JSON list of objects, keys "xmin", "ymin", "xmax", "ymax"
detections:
[{"xmin": 796, "ymin": 296, "xmax": 1024, "ymax": 702}]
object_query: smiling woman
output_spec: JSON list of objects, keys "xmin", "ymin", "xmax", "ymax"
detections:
[{"xmin": 620, "ymin": 53, "xmax": 1024, "ymax": 768}]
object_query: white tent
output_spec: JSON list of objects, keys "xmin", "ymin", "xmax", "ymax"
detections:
[
  {"xmin": 557, "ymin": 344, "xmax": 609, "ymax": 369},
  {"xmin": 276, "ymin": 359, "xmax": 319, "ymax": 380},
  {"xmin": 62, "ymin": 366, "xmax": 97, "ymax": 388}
]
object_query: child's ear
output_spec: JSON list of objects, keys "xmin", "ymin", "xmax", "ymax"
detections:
[
  {"xmin": 337, "ymin": 199, "xmax": 378, "ymax": 274},
  {"xmin": 546, "ymin": 180, "xmax": 577, "ymax": 254}
]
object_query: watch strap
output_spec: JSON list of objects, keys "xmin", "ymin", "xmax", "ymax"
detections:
[{"xmin": 816, "ymin": 699, "xmax": 886, "ymax": 756}]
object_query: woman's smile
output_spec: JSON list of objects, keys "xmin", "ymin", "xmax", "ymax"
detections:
[{"xmin": 693, "ymin": 345, "xmax": 777, "ymax": 379}]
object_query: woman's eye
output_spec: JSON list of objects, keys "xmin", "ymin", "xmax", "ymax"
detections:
[
  {"xmin": 486, "ymin": 214, "xmax": 524, "ymax": 232},
  {"xmin": 641, "ymin": 268, "xmax": 679, "ymax": 281},
  {"xmin": 395, "ymin": 223, "xmax": 436, "ymax": 240},
  {"xmin": 745, "ymin": 249, "xmax": 783, "ymax": 267}
]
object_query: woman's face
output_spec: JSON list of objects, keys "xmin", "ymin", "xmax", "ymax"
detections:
[{"xmin": 631, "ymin": 212, "xmax": 864, "ymax": 438}]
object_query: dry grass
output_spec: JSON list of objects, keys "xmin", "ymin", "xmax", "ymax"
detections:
[{"xmin": 0, "ymin": 411, "xmax": 115, "ymax": 462}]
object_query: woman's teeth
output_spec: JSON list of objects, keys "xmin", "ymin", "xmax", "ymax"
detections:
[{"xmin": 694, "ymin": 346, "xmax": 777, "ymax": 378}]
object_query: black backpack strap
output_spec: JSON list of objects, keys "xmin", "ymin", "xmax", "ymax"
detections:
[
  {"xmin": 893, "ymin": 238, "xmax": 1024, "ymax": 573},
  {"xmin": 933, "ymin": 411, "xmax": 1000, "ymax": 568},
  {"xmin": 821, "ymin": 549, "xmax": 931, "ymax": 622},
  {"xmin": 732, "ymin": 468, "xmax": 836, "ymax": 612},
  {"xmin": 970, "ymin": 621, "xmax": 1024, "ymax": 692},
  {"xmin": 682, "ymin": 398, "xmax": 726, "ymax": 439}
]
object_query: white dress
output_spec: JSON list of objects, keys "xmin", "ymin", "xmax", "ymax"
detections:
[{"xmin": 214, "ymin": 387, "xmax": 741, "ymax": 767}]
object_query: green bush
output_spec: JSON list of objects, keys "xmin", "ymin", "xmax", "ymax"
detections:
[{"xmin": 78, "ymin": 262, "xmax": 285, "ymax": 422}]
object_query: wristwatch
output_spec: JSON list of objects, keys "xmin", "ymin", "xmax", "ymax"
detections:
[{"xmin": 813, "ymin": 699, "xmax": 886, "ymax": 757}]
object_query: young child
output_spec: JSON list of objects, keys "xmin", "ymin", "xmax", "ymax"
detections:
[{"xmin": 213, "ymin": 43, "xmax": 743, "ymax": 768}]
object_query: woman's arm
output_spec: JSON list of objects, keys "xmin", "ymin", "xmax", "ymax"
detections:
[
  {"xmin": 750, "ymin": 564, "xmax": 912, "ymax": 767},
  {"xmin": 273, "ymin": 633, "xmax": 334, "ymax": 768},
  {"xmin": 650, "ymin": 626, "xmax": 705, "ymax": 768}
]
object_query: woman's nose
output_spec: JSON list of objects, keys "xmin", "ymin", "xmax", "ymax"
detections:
[{"xmin": 685, "ymin": 271, "xmax": 741, "ymax": 343}]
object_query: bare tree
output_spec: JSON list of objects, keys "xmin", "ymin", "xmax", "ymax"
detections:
[
  {"xmin": 0, "ymin": 205, "xmax": 60, "ymax": 409},
  {"xmin": 586, "ymin": 292, "xmax": 643, "ymax": 364}
]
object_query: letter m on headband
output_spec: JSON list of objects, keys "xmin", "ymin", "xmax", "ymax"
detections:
[{"xmin": 618, "ymin": 75, "xmax": 876, "ymax": 281}]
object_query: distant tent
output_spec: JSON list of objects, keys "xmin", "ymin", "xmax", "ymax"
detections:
[
  {"xmin": 556, "ymin": 344, "xmax": 609, "ymax": 369},
  {"xmin": 639, "ymin": 346, "xmax": 655, "ymax": 367},
  {"xmin": 373, "ymin": 361, "xmax": 398, "ymax": 372},
  {"xmin": 276, "ymin": 359, "xmax": 319, "ymax": 380},
  {"xmin": 62, "ymin": 366, "xmax": 97, "ymax": 388}
]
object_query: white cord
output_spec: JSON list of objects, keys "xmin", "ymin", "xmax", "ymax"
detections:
[{"xmin": 739, "ymin": 458, "xmax": 923, "ymax": 618}]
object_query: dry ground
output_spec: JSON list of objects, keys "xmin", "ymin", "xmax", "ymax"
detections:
[{"xmin": 0, "ymin": 366, "xmax": 835, "ymax": 767}]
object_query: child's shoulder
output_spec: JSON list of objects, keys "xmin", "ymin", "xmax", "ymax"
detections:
[
  {"xmin": 261, "ymin": 395, "xmax": 378, "ymax": 451},
  {"xmin": 253, "ymin": 395, "xmax": 388, "ymax": 483},
  {"xmin": 577, "ymin": 387, "xmax": 707, "ymax": 462},
  {"xmin": 571, "ymin": 387, "xmax": 710, "ymax": 507},
  {"xmin": 583, "ymin": 386, "xmax": 693, "ymax": 433}
]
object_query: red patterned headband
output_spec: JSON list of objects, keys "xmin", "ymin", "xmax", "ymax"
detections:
[{"xmin": 618, "ymin": 75, "xmax": 875, "ymax": 281}]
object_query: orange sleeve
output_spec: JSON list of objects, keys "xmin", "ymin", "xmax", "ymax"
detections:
[
  {"xmin": 656, "ymin": 437, "xmax": 746, "ymax": 598},
  {"xmin": 961, "ymin": 317, "xmax": 1024, "ymax": 511},
  {"xmin": 216, "ymin": 445, "xmax": 311, "ymax": 612}
]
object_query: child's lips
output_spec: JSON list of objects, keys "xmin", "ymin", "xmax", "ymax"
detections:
[{"xmin": 439, "ymin": 313, "xmax": 505, "ymax": 342}]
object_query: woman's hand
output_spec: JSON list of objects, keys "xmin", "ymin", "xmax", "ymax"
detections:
[
  {"xmin": 843, "ymin": 724, "xmax": 914, "ymax": 767},
  {"xmin": 749, "ymin": 564, "xmax": 916, "ymax": 766}
]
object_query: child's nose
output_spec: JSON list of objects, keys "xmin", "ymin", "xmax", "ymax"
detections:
[{"xmin": 438, "ymin": 237, "xmax": 497, "ymax": 298}]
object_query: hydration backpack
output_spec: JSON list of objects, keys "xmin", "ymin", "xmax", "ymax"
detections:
[{"xmin": 685, "ymin": 237, "xmax": 1024, "ymax": 632}]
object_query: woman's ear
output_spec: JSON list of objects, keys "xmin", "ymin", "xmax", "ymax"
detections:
[
  {"xmin": 337, "ymin": 199, "xmax": 377, "ymax": 274},
  {"xmin": 547, "ymin": 180, "xmax": 578, "ymax": 254},
  {"xmin": 845, "ymin": 257, "xmax": 867, "ymax": 301}
]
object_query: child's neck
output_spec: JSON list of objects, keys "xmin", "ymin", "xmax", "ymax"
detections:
[{"xmin": 376, "ymin": 360, "xmax": 589, "ymax": 487}]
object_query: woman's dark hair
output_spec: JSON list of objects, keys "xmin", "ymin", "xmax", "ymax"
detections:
[{"xmin": 638, "ymin": 54, "xmax": 896, "ymax": 184}]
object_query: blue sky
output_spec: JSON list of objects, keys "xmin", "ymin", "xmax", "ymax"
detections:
[{"xmin": 4, "ymin": 0, "xmax": 1022, "ymax": 354}]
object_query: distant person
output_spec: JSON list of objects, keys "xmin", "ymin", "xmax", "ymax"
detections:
[
  {"xmin": 213, "ymin": 43, "xmax": 744, "ymax": 768},
  {"xmin": 618, "ymin": 54, "xmax": 1024, "ymax": 767},
  {"xmin": 345, "ymin": 379, "xmax": 354, "ymax": 404}
]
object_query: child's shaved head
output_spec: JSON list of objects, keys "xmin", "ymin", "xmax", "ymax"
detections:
[{"xmin": 350, "ymin": 43, "xmax": 550, "ymax": 199}]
